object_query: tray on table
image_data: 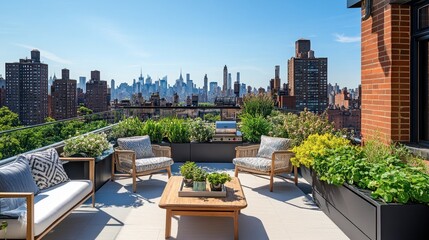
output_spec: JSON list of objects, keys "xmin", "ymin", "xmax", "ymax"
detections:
[{"xmin": 178, "ymin": 180, "xmax": 227, "ymax": 197}]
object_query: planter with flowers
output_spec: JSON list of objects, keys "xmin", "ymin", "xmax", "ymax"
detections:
[{"xmin": 62, "ymin": 132, "xmax": 113, "ymax": 190}]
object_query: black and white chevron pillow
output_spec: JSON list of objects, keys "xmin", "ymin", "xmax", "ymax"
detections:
[{"xmin": 21, "ymin": 148, "xmax": 69, "ymax": 190}]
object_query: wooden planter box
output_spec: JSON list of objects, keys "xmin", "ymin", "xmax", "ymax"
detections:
[{"xmin": 313, "ymin": 175, "xmax": 429, "ymax": 240}]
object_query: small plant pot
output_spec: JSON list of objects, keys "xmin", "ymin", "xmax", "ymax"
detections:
[
  {"xmin": 193, "ymin": 181, "xmax": 206, "ymax": 191},
  {"xmin": 210, "ymin": 183, "xmax": 223, "ymax": 191},
  {"xmin": 183, "ymin": 178, "xmax": 193, "ymax": 187}
]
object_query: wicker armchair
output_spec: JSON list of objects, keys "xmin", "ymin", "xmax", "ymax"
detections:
[
  {"xmin": 112, "ymin": 144, "xmax": 173, "ymax": 192},
  {"xmin": 233, "ymin": 144, "xmax": 297, "ymax": 192}
]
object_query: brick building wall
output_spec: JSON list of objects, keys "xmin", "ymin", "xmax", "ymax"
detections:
[{"xmin": 361, "ymin": 0, "xmax": 411, "ymax": 143}]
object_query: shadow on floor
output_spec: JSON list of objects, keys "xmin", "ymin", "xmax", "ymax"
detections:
[{"xmin": 171, "ymin": 213, "xmax": 268, "ymax": 240}]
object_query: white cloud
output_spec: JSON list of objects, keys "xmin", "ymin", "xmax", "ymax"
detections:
[
  {"xmin": 14, "ymin": 43, "xmax": 72, "ymax": 64},
  {"xmin": 334, "ymin": 33, "xmax": 361, "ymax": 43}
]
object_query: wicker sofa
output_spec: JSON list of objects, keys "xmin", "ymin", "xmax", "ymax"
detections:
[{"xmin": 0, "ymin": 152, "xmax": 95, "ymax": 240}]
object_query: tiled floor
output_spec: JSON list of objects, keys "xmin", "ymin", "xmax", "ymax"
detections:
[{"xmin": 44, "ymin": 163, "xmax": 349, "ymax": 240}]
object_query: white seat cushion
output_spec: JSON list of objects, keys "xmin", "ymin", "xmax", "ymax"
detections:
[
  {"xmin": 5, "ymin": 180, "xmax": 92, "ymax": 239},
  {"xmin": 233, "ymin": 157, "xmax": 288, "ymax": 172},
  {"xmin": 120, "ymin": 157, "xmax": 173, "ymax": 173}
]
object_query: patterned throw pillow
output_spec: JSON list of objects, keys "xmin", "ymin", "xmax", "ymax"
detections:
[
  {"xmin": 117, "ymin": 135, "xmax": 155, "ymax": 159},
  {"xmin": 256, "ymin": 135, "xmax": 291, "ymax": 159},
  {"xmin": 0, "ymin": 157, "xmax": 39, "ymax": 218},
  {"xmin": 22, "ymin": 148, "xmax": 69, "ymax": 190}
]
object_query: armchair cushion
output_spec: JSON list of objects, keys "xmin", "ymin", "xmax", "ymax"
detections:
[
  {"xmin": 256, "ymin": 135, "xmax": 291, "ymax": 159},
  {"xmin": 120, "ymin": 157, "xmax": 173, "ymax": 173},
  {"xmin": 0, "ymin": 157, "xmax": 39, "ymax": 218},
  {"xmin": 22, "ymin": 148, "xmax": 69, "ymax": 190},
  {"xmin": 233, "ymin": 157, "xmax": 289, "ymax": 172},
  {"xmin": 117, "ymin": 136, "xmax": 155, "ymax": 159}
]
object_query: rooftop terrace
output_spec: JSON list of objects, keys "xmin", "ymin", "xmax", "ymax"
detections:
[{"xmin": 43, "ymin": 163, "xmax": 348, "ymax": 240}]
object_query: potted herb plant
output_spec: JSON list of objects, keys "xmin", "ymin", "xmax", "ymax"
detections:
[
  {"xmin": 207, "ymin": 172, "xmax": 232, "ymax": 191},
  {"xmin": 192, "ymin": 167, "xmax": 207, "ymax": 191},
  {"xmin": 180, "ymin": 161, "xmax": 197, "ymax": 187}
]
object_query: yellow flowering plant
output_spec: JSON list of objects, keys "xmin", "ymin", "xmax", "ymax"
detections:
[{"xmin": 291, "ymin": 133, "xmax": 350, "ymax": 168}]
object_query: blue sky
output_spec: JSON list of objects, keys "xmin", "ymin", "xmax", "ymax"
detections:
[{"xmin": 0, "ymin": 0, "xmax": 361, "ymax": 89}]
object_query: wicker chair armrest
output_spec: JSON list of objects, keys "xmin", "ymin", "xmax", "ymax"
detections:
[
  {"xmin": 235, "ymin": 144, "xmax": 260, "ymax": 158},
  {"xmin": 271, "ymin": 150, "xmax": 295, "ymax": 169},
  {"xmin": 152, "ymin": 144, "xmax": 172, "ymax": 158}
]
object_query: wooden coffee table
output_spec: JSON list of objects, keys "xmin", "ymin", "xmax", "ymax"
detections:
[{"xmin": 159, "ymin": 176, "xmax": 247, "ymax": 240}]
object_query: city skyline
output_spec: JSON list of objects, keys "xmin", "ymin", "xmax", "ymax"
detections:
[{"xmin": 0, "ymin": 1, "xmax": 361, "ymax": 89}]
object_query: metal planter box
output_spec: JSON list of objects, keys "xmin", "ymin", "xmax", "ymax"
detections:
[
  {"xmin": 190, "ymin": 142, "xmax": 242, "ymax": 163},
  {"xmin": 313, "ymin": 175, "xmax": 429, "ymax": 240},
  {"xmin": 170, "ymin": 143, "xmax": 191, "ymax": 162}
]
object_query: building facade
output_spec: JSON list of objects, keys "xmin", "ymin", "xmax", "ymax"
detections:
[
  {"xmin": 0, "ymin": 75, "xmax": 5, "ymax": 107},
  {"xmin": 288, "ymin": 39, "xmax": 328, "ymax": 113},
  {"xmin": 5, "ymin": 50, "xmax": 48, "ymax": 125},
  {"xmin": 51, "ymin": 69, "xmax": 77, "ymax": 120},
  {"xmin": 223, "ymin": 65, "xmax": 228, "ymax": 96},
  {"xmin": 85, "ymin": 70, "xmax": 109, "ymax": 113},
  {"xmin": 348, "ymin": 0, "xmax": 426, "ymax": 144}
]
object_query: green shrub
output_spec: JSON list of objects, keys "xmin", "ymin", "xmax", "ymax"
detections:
[
  {"xmin": 207, "ymin": 172, "xmax": 232, "ymax": 185},
  {"xmin": 142, "ymin": 119, "xmax": 163, "ymax": 143},
  {"xmin": 164, "ymin": 118, "xmax": 190, "ymax": 143},
  {"xmin": 242, "ymin": 94, "xmax": 274, "ymax": 117},
  {"xmin": 283, "ymin": 109, "xmax": 335, "ymax": 147},
  {"xmin": 291, "ymin": 133, "xmax": 350, "ymax": 168},
  {"xmin": 109, "ymin": 117, "xmax": 144, "ymax": 140},
  {"xmin": 203, "ymin": 113, "xmax": 221, "ymax": 123},
  {"xmin": 180, "ymin": 161, "xmax": 197, "ymax": 179},
  {"xmin": 239, "ymin": 114, "xmax": 272, "ymax": 143},
  {"xmin": 189, "ymin": 118, "xmax": 214, "ymax": 142},
  {"xmin": 267, "ymin": 111, "xmax": 288, "ymax": 138},
  {"xmin": 63, "ymin": 132, "xmax": 110, "ymax": 157}
]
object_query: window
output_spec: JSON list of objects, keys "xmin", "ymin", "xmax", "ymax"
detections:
[{"xmin": 412, "ymin": 1, "xmax": 429, "ymax": 143}]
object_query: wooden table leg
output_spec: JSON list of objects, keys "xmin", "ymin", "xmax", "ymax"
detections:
[
  {"xmin": 165, "ymin": 209, "xmax": 172, "ymax": 239},
  {"xmin": 234, "ymin": 210, "xmax": 239, "ymax": 240}
]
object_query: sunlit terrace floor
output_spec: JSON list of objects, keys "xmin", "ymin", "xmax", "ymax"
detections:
[{"xmin": 44, "ymin": 163, "xmax": 349, "ymax": 240}]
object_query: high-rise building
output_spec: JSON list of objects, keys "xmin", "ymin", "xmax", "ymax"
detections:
[
  {"xmin": 111, "ymin": 79, "xmax": 116, "ymax": 100},
  {"xmin": 274, "ymin": 65, "xmax": 280, "ymax": 91},
  {"xmin": 203, "ymin": 74, "xmax": 208, "ymax": 102},
  {"xmin": 0, "ymin": 75, "xmax": 5, "ymax": 107},
  {"xmin": 227, "ymin": 73, "xmax": 232, "ymax": 93},
  {"xmin": 5, "ymin": 49, "xmax": 48, "ymax": 125},
  {"xmin": 51, "ymin": 69, "xmax": 77, "ymax": 120},
  {"xmin": 288, "ymin": 39, "xmax": 328, "ymax": 113},
  {"xmin": 85, "ymin": 70, "xmax": 109, "ymax": 113},
  {"xmin": 237, "ymin": 72, "xmax": 240, "ymax": 84},
  {"xmin": 79, "ymin": 76, "xmax": 86, "ymax": 92},
  {"xmin": 223, "ymin": 65, "xmax": 228, "ymax": 95}
]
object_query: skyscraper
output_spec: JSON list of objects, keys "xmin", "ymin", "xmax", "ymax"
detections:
[
  {"xmin": 227, "ymin": 73, "xmax": 232, "ymax": 93},
  {"xmin": 203, "ymin": 74, "xmax": 208, "ymax": 102},
  {"xmin": 0, "ymin": 75, "xmax": 5, "ymax": 107},
  {"xmin": 85, "ymin": 70, "xmax": 109, "ymax": 113},
  {"xmin": 274, "ymin": 65, "xmax": 280, "ymax": 91},
  {"xmin": 111, "ymin": 79, "xmax": 115, "ymax": 100},
  {"xmin": 5, "ymin": 49, "xmax": 48, "ymax": 125},
  {"xmin": 223, "ymin": 65, "xmax": 228, "ymax": 96},
  {"xmin": 79, "ymin": 76, "xmax": 86, "ymax": 92},
  {"xmin": 288, "ymin": 39, "xmax": 328, "ymax": 113},
  {"xmin": 236, "ymin": 72, "xmax": 240, "ymax": 84},
  {"xmin": 51, "ymin": 69, "xmax": 77, "ymax": 120}
]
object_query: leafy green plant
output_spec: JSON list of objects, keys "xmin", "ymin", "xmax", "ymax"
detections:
[
  {"xmin": 242, "ymin": 94, "xmax": 274, "ymax": 117},
  {"xmin": 313, "ymin": 144, "xmax": 429, "ymax": 204},
  {"xmin": 1, "ymin": 220, "xmax": 7, "ymax": 239},
  {"xmin": 142, "ymin": 119, "xmax": 163, "ymax": 143},
  {"xmin": 267, "ymin": 111, "xmax": 288, "ymax": 138},
  {"xmin": 180, "ymin": 161, "xmax": 197, "ymax": 179},
  {"xmin": 291, "ymin": 133, "xmax": 350, "ymax": 168},
  {"xmin": 164, "ymin": 118, "xmax": 190, "ymax": 143},
  {"xmin": 63, "ymin": 132, "xmax": 110, "ymax": 157},
  {"xmin": 207, "ymin": 172, "xmax": 232, "ymax": 185},
  {"xmin": 283, "ymin": 109, "xmax": 335, "ymax": 147},
  {"xmin": 203, "ymin": 113, "xmax": 221, "ymax": 122},
  {"xmin": 239, "ymin": 114, "xmax": 272, "ymax": 143},
  {"xmin": 192, "ymin": 167, "xmax": 208, "ymax": 182},
  {"xmin": 109, "ymin": 117, "xmax": 144, "ymax": 140},
  {"xmin": 189, "ymin": 118, "xmax": 214, "ymax": 142}
]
